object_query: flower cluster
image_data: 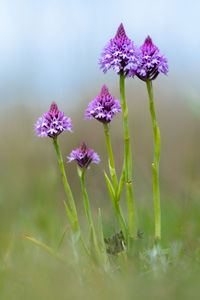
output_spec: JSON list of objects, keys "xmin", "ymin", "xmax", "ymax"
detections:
[
  {"xmin": 99, "ymin": 23, "xmax": 141, "ymax": 77},
  {"xmin": 85, "ymin": 85, "xmax": 122, "ymax": 123},
  {"xmin": 99, "ymin": 24, "xmax": 168, "ymax": 81},
  {"xmin": 67, "ymin": 142, "xmax": 100, "ymax": 169},
  {"xmin": 35, "ymin": 102, "xmax": 73, "ymax": 138},
  {"xmin": 136, "ymin": 36, "xmax": 168, "ymax": 81}
]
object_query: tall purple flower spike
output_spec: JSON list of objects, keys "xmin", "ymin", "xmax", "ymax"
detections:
[
  {"xmin": 136, "ymin": 36, "xmax": 168, "ymax": 81},
  {"xmin": 67, "ymin": 142, "xmax": 100, "ymax": 169},
  {"xmin": 34, "ymin": 102, "xmax": 73, "ymax": 138},
  {"xmin": 85, "ymin": 85, "xmax": 122, "ymax": 123},
  {"xmin": 99, "ymin": 23, "xmax": 140, "ymax": 77}
]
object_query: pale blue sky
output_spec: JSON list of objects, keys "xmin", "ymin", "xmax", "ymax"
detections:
[{"xmin": 0, "ymin": 0, "xmax": 199, "ymax": 106}]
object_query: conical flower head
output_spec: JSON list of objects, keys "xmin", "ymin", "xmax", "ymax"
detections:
[
  {"xmin": 85, "ymin": 85, "xmax": 122, "ymax": 123},
  {"xmin": 114, "ymin": 23, "xmax": 129, "ymax": 46},
  {"xmin": 99, "ymin": 23, "xmax": 140, "ymax": 77},
  {"xmin": 34, "ymin": 102, "xmax": 73, "ymax": 138},
  {"xmin": 67, "ymin": 142, "xmax": 100, "ymax": 169},
  {"xmin": 136, "ymin": 36, "xmax": 168, "ymax": 81}
]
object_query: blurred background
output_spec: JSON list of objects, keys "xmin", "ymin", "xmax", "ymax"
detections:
[{"xmin": 0, "ymin": 0, "xmax": 200, "ymax": 298}]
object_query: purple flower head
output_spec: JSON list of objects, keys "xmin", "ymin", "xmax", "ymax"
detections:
[
  {"xmin": 34, "ymin": 102, "xmax": 73, "ymax": 138},
  {"xmin": 67, "ymin": 142, "xmax": 100, "ymax": 169},
  {"xmin": 85, "ymin": 85, "xmax": 122, "ymax": 123},
  {"xmin": 136, "ymin": 36, "xmax": 168, "ymax": 81},
  {"xmin": 99, "ymin": 23, "xmax": 141, "ymax": 77}
]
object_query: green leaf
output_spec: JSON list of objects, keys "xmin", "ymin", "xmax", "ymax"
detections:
[
  {"xmin": 63, "ymin": 200, "xmax": 75, "ymax": 223},
  {"xmin": 98, "ymin": 208, "xmax": 106, "ymax": 252},
  {"xmin": 104, "ymin": 170, "xmax": 127, "ymax": 245},
  {"xmin": 57, "ymin": 224, "xmax": 72, "ymax": 250},
  {"xmin": 108, "ymin": 160, "xmax": 115, "ymax": 180},
  {"xmin": 117, "ymin": 161, "xmax": 125, "ymax": 201},
  {"xmin": 104, "ymin": 170, "xmax": 115, "ymax": 208},
  {"xmin": 89, "ymin": 225, "xmax": 97, "ymax": 258},
  {"xmin": 21, "ymin": 233, "xmax": 66, "ymax": 263}
]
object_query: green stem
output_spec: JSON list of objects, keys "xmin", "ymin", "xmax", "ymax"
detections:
[
  {"xmin": 103, "ymin": 123, "xmax": 127, "ymax": 243},
  {"xmin": 104, "ymin": 171, "xmax": 127, "ymax": 243},
  {"xmin": 117, "ymin": 160, "xmax": 125, "ymax": 200},
  {"xmin": 115, "ymin": 202, "xmax": 128, "ymax": 243},
  {"xmin": 103, "ymin": 123, "xmax": 118, "ymax": 191},
  {"xmin": 53, "ymin": 138, "xmax": 88, "ymax": 254},
  {"xmin": 53, "ymin": 138, "xmax": 77, "ymax": 221},
  {"xmin": 146, "ymin": 80, "xmax": 161, "ymax": 240},
  {"xmin": 79, "ymin": 168, "xmax": 99, "ymax": 253},
  {"xmin": 120, "ymin": 73, "xmax": 136, "ymax": 239}
]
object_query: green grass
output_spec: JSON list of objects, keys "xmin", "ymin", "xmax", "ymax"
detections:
[{"xmin": 1, "ymin": 184, "xmax": 200, "ymax": 300}]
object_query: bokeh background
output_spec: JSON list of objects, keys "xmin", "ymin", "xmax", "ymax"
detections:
[{"xmin": 0, "ymin": 0, "xmax": 200, "ymax": 299}]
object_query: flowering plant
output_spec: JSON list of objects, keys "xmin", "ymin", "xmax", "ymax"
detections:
[{"xmin": 26, "ymin": 23, "xmax": 169, "ymax": 269}]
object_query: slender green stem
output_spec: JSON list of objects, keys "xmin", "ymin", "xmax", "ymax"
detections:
[
  {"xmin": 146, "ymin": 80, "xmax": 161, "ymax": 240},
  {"xmin": 115, "ymin": 202, "xmax": 128, "ymax": 243},
  {"xmin": 80, "ymin": 170, "xmax": 94, "ymax": 230},
  {"xmin": 117, "ymin": 160, "xmax": 125, "ymax": 200},
  {"xmin": 103, "ymin": 123, "xmax": 118, "ymax": 191},
  {"xmin": 53, "ymin": 137, "xmax": 88, "ymax": 254},
  {"xmin": 79, "ymin": 168, "xmax": 99, "ymax": 253},
  {"xmin": 104, "ymin": 171, "xmax": 127, "ymax": 243},
  {"xmin": 103, "ymin": 123, "xmax": 127, "ymax": 242},
  {"xmin": 120, "ymin": 73, "xmax": 136, "ymax": 239},
  {"xmin": 53, "ymin": 138, "xmax": 77, "ymax": 221}
]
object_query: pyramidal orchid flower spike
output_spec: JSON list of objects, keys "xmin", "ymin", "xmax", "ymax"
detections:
[
  {"xmin": 35, "ymin": 102, "xmax": 88, "ymax": 255},
  {"xmin": 136, "ymin": 37, "xmax": 168, "ymax": 240},
  {"xmin": 85, "ymin": 85, "xmax": 122, "ymax": 123},
  {"xmin": 68, "ymin": 142, "xmax": 101, "ymax": 256},
  {"xmin": 35, "ymin": 102, "xmax": 73, "ymax": 138},
  {"xmin": 136, "ymin": 36, "xmax": 168, "ymax": 81},
  {"xmin": 68, "ymin": 142, "xmax": 100, "ymax": 169},
  {"xmin": 146, "ymin": 79, "xmax": 162, "ymax": 241},
  {"xmin": 85, "ymin": 85, "xmax": 127, "ymax": 242},
  {"xmin": 99, "ymin": 23, "xmax": 140, "ymax": 77},
  {"xmin": 100, "ymin": 23, "xmax": 137, "ymax": 243}
]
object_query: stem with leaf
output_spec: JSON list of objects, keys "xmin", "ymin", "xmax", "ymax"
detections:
[
  {"xmin": 146, "ymin": 80, "xmax": 161, "ymax": 240},
  {"xmin": 119, "ymin": 73, "xmax": 137, "ymax": 239},
  {"xmin": 103, "ymin": 123, "xmax": 118, "ymax": 191},
  {"xmin": 78, "ymin": 167, "xmax": 100, "ymax": 255},
  {"xmin": 103, "ymin": 123, "xmax": 127, "ymax": 242},
  {"xmin": 52, "ymin": 137, "xmax": 88, "ymax": 253}
]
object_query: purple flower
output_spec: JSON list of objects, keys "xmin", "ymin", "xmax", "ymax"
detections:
[
  {"xmin": 136, "ymin": 36, "xmax": 168, "ymax": 81},
  {"xmin": 34, "ymin": 102, "xmax": 73, "ymax": 138},
  {"xmin": 67, "ymin": 142, "xmax": 100, "ymax": 169},
  {"xmin": 99, "ymin": 23, "xmax": 141, "ymax": 77},
  {"xmin": 85, "ymin": 85, "xmax": 122, "ymax": 123}
]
